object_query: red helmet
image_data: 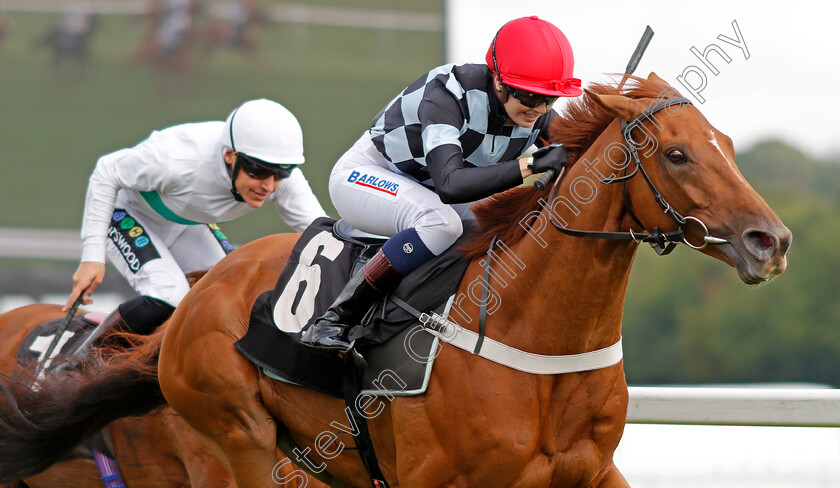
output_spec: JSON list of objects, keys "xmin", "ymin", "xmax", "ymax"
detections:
[{"xmin": 485, "ymin": 16, "xmax": 582, "ymax": 97}]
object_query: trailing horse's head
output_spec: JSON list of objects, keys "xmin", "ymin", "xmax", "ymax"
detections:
[{"xmin": 581, "ymin": 72, "xmax": 791, "ymax": 284}]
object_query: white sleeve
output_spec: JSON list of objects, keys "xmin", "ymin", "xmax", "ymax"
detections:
[
  {"xmin": 80, "ymin": 135, "xmax": 174, "ymax": 263},
  {"xmin": 271, "ymin": 168, "xmax": 328, "ymax": 233}
]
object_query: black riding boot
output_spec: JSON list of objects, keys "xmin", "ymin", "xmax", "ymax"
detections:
[
  {"xmin": 301, "ymin": 249, "xmax": 403, "ymax": 353},
  {"xmin": 92, "ymin": 308, "xmax": 129, "ymax": 338},
  {"xmin": 117, "ymin": 295, "xmax": 175, "ymax": 335},
  {"xmin": 67, "ymin": 308, "xmax": 131, "ymax": 358}
]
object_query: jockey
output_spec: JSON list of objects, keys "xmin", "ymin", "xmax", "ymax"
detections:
[
  {"xmin": 302, "ymin": 16, "xmax": 582, "ymax": 353},
  {"xmin": 64, "ymin": 99, "xmax": 327, "ymax": 336}
]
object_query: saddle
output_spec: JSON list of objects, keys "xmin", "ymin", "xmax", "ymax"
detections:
[
  {"xmin": 234, "ymin": 217, "xmax": 473, "ymax": 488},
  {"xmin": 234, "ymin": 217, "xmax": 473, "ymax": 398}
]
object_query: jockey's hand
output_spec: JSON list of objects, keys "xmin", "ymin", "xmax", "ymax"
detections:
[
  {"xmin": 64, "ymin": 261, "xmax": 106, "ymax": 311},
  {"xmin": 529, "ymin": 144, "xmax": 569, "ymax": 174}
]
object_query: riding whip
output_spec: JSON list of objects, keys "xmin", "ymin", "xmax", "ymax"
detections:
[
  {"xmin": 32, "ymin": 288, "xmax": 86, "ymax": 380},
  {"xmin": 618, "ymin": 25, "xmax": 654, "ymax": 90}
]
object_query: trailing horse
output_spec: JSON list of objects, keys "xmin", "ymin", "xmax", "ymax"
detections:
[
  {"xmin": 0, "ymin": 304, "xmax": 315, "ymax": 487},
  {"xmin": 0, "ymin": 74, "xmax": 791, "ymax": 487},
  {"xmin": 0, "ymin": 306, "xmax": 164, "ymax": 482}
]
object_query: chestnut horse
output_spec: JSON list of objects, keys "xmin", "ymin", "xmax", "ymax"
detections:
[
  {"xmin": 0, "ymin": 73, "xmax": 791, "ymax": 487},
  {"xmin": 0, "ymin": 304, "xmax": 236, "ymax": 488},
  {"xmin": 0, "ymin": 305, "xmax": 318, "ymax": 488}
]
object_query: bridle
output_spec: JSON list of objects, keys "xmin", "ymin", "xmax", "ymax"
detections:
[{"xmin": 545, "ymin": 95, "xmax": 728, "ymax": 255}]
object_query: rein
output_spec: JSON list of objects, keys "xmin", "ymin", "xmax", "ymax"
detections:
[{"xmin": 547, "ymin": 96, "xmax": 728, "ymax": 255}]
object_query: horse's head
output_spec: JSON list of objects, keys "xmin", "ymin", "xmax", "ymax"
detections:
[{"xmin": 583, "ymin": 72, "xmax": 791, "ymax": 284}]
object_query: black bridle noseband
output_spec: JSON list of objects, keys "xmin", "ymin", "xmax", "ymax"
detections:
[{"xmin": 546, "ymin": 95, "xmax": 728, "ymax": 255}]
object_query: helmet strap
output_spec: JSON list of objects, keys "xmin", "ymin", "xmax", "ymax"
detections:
[
  {"xmin": 490, "ymin": 21, "xmax": 511, "ymax": 84},
  {"xmin": 493, "ymin": 74, "xmax": 510, "ymax": 104},
  {"xmin": 228, "ymin": 155, "xmax": 245, "ymax": 202},
  {"xmin": 227, "ymin": 107, "xmax": 246, "ymax": 202},
  {"xmin": 491, "ymin": 21, "xmax": 515, "ymax": 106}
]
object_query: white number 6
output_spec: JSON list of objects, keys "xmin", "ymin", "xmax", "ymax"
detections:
[{"xmin": 273, "ymin": 231, "xmax": 344, "ymax": 333}]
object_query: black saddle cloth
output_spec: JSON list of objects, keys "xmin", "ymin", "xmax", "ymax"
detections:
[
  {"xmin": 234, "ymin": 217, "xmax": 474, "ymax": 398},
  {"xmin": 16, "ymin": 313, "xmax": 117, "ymax": 460},
  {"xmin": 17, "ymin": 313, "xmax": 102, "ymax": 368}
]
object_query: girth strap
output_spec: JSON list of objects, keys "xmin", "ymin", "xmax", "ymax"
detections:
[{"xmin": 342, "ymin": 360, "xmax": 390, "ymax": 488}]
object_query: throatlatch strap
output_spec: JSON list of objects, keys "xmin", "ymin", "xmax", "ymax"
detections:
[{"xmin": 342, "ymin": 361, "xmax": 390, "ymax": 488}]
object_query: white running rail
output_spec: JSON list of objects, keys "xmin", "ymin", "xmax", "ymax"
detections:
[{"xmin": 627, "ymin": 386, "xmax": 840, "ymax": 427}]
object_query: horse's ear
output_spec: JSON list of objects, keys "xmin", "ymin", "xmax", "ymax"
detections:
[
  {"xmin": 584, "ymin": 89, "xmax": 647, "ymax": 120},
  {"xmin": 647, "ymin": 72, "xmax": 669, "ymax": 87}
]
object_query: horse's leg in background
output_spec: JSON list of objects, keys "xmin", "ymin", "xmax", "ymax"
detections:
[
  {"xmin": 22, "ymin": 461, "xmax": 102, "ymax": 488},
  {"xmin": 111, "ymin": 407, "xmax": 237, "ymax": 488},
  {"xmin": 165, "ymin": 411, "xmax": 239, "ymax": 488}
]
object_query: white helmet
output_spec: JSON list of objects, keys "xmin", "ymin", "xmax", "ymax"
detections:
[{"xmin": 221, "ymin": 99, "xmax": 305, "ymax": 166}]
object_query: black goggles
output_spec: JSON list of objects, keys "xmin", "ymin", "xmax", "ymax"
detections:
[
  {"xmin": 503, "ymin": 83, "xmax": 559, "ymax": 108},
  {"xmin": 236, "ymin": 153, "xmax": 295, "ymax": 179}
]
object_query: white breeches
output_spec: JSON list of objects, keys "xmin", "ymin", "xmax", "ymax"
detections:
[
  {"xmin": 328, "ymin": 132, "xmax": 473, "ymax": 256},
  {"xmin": 104, "ymin": 194, "xmax": 230, "ymax": 307}
]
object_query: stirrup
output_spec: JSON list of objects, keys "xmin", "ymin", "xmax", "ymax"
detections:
[{"xmin": 338, "ymin": 340, "xmax": 368, "ymax": 369}]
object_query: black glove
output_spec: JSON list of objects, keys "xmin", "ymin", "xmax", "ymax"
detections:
[{"xmin": 529, "ymin": 143, "xmax": 569, "ymax": 174}]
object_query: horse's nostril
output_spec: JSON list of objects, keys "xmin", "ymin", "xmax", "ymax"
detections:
[
  {"xmin": 746, "ymin": 230, "xmax": 774, "ymax": 249},
  {"xmin": 756, "ymin": 232, "xmax": 774, "ymax": 249},
  {"xmin": 743, "ymin": 229, "xmax": 778, "ymax": 259}
]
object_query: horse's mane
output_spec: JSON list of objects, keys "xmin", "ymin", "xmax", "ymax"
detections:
[{"xmin": 459, "ymin": 75, "xmax": 671, "ymax": 259}]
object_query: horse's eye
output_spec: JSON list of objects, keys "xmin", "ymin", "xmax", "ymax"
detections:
[{"xmin": 667, "ymin": 149, "xmax": 687, "ymax": 164}]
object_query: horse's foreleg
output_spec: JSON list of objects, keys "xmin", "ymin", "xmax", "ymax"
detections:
[
  {"xmin": 165, "ymin": 368, "xmax": 286, "ymax": 487},
  {"xmin": 159, "ymin": 326, "xmax": 288, "ymax": 488},
  {"xmin": 591, "ymin": 463, "xmax": 631, "ymax": 488},
  {"xmin": 210, "ymin": 414, "xmax": 282, "ymax": 487}
]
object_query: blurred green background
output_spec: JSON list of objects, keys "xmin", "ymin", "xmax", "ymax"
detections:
[
  {"xmin": 1, "ymin": 1, "xmax": 838, "ymax": 386},
  {"xmin": 0, "ymin": 1, "xmax": 443, "ymax": 238}
]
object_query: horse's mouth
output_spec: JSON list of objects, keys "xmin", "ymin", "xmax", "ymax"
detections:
[
  {"xmin": 713, "ymin": 232, "xmax": 789, "ymax": 285},
  {"xmin": 740, "ymin": 268, "xmax": 772, "ymax": 285}
]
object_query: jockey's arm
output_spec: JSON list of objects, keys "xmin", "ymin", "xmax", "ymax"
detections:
[
  {"xmin": 425, "ymin": 144, "xmax": 526, "ymax": 205},
  {"xmin": 65, "ymin": 261, "xmax": 105, "ymax": 311},
  {"xmin": 271, "ymin": 167, "xmax": 328, "ymax": 233},
  {"xmin": 68, "ymin": 136, "xmax": 171, "ymax": 310},
  {"xmin": 417, "ymin": 88, "xmax": 535, "ymax": 205},
  {"xmin": 80, "ymin": 140, "xmax": 170, "ymax": 264}
]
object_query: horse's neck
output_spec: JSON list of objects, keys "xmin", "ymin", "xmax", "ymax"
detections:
[{"xmin": 486, "ymin": 123, "xmax": 637, "ymax": 356}]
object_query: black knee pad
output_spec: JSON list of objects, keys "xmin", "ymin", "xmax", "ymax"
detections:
[{"xmin": 117, "ymin": 296, "xmax": 175, "ymax": 335}]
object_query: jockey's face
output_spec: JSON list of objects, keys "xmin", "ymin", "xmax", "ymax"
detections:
[
  {"xmin": 493, "ymin": 74, "xmax": 553, "ymax": 128},
  {"xmin": 224, "ymin": 149, "xmax": 282, "ymax": 208}
]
